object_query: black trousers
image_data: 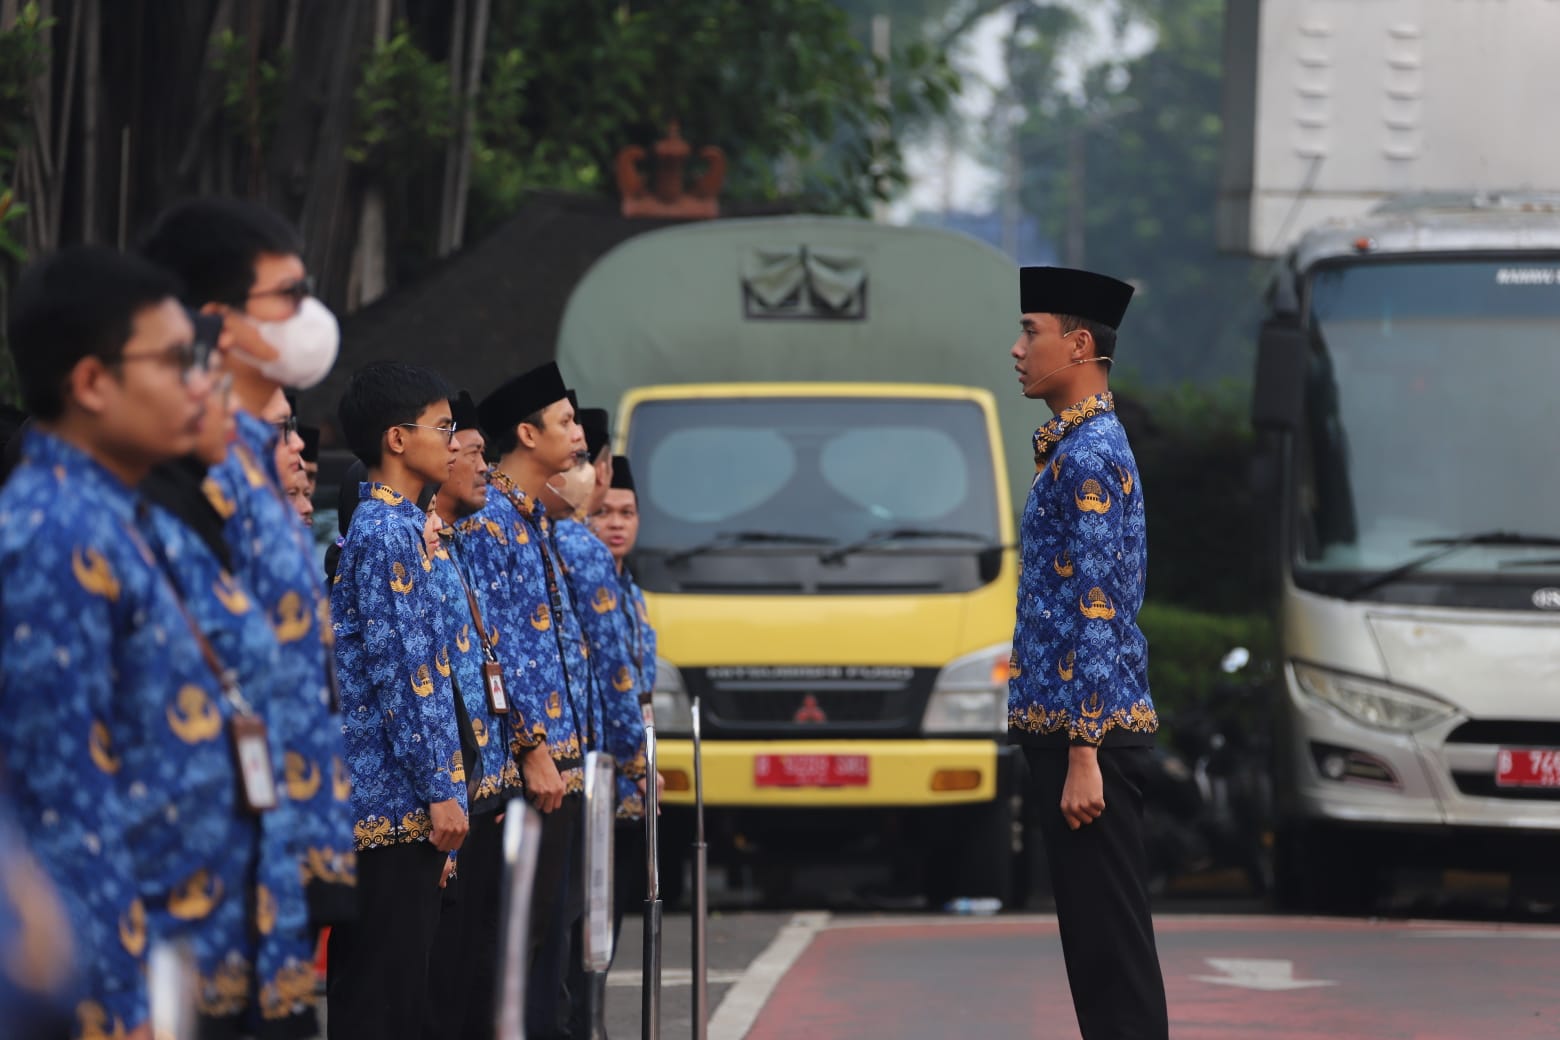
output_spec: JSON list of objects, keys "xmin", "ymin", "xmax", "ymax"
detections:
[
  {"xmin": 1025, "ymin": 747, "xmax": 1169, "ymax": 1040},
  {"xmin": 422, "ymin": 808, "xmax": 506, "ymax": 1040},
  {"xmin": 527, "ymin": 793, "xmax": 583, "ymax": 1040},
  {"xmin": 326, "ymin": 841, "xmax": 447, "ymax": 1040}
]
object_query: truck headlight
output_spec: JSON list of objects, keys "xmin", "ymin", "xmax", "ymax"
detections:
[
  {"xmin": 1291, "ymin": 661, "xmax": 1458, "ymax": 733},
  {"xmin": 922, "ymin": 642, "xmax": 1011, "ymax": 735},
  {"xmin": 650, "ymin": 657, "xmax": 693, "ymax": 736}
]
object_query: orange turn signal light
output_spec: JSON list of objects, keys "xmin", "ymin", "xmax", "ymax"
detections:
[
  {"xmin": 931, "ymin": 769, "xmax": 982, "ymax": 792},
  {"xmin": 663, "ymin": 769, "xmax": 691, "ymax": 792}
]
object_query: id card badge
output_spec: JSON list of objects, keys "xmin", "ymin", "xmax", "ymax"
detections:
[
  {"xmin": 483, "ymin": 659, "xmax": 510, "ymax": 715},
  {"xmin": 230, "ymin": 714, "xmax": 278, "ymax": 813}
]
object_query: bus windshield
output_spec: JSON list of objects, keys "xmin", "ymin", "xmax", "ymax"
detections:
[{"xmin": 1296, "ymin": 257, "xmax": 1560, "ymax": 582}]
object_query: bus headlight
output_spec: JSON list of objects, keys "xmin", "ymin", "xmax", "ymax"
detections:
[
  {"xmin": 650, "ymin": 657, "xmax": 693, "ymax": 736},
  {"xmin": 922, "ymin": 642, "xmax": 1012, "ymax": 735},
  {"xmin": 1292, "ymin": 661, "xmax": 1458, "ymax": 733}
]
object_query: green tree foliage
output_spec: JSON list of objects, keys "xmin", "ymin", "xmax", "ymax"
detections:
[
  {"xmin": 471, "ymin": 0, "xmax": 958, "ymax": 219},
  {"xmin": 1009, "ymin": 0, "xmax": 1266, "ymax": 386},
  {"xmin": 347, "ymin": 26, "xmax": 453, "ymax": 172}
]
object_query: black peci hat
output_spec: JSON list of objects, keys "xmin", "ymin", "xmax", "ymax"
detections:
[
  {"xmin": 1019, "ymin": 266, "xmax": 1134, "ymax": 330},
  {"xmin": 578, "ymin": 408, "xmax": 610, "ymax": 460},
  {"xmin": 609, "ymin": 455, "xmax": 635, "ymax": 493},
  {"xmin": 298, "ymin": 424, "xmax": 321, "ymax": 464},
  {"xmin": 478, "ymin": 362, "xmax": 568, "ymax": 441},
  {"xmin": 449, "ymin": 390, "xmax": 481, "ymax": 438}
]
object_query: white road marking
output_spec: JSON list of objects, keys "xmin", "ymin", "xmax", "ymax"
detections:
[
  {"xmin": 708, "ymin": 911, "xmax": 831, "ymax": 1040},
  {"xmin": 1192, "ymin": 958, "xmax": 1338, "ymax": 992},
  {"xmin": 607, "ymin": 968, "xmax": 747, "ymax": 988}
]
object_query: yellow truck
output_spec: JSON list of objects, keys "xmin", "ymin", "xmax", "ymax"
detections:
[{"xmin": 558, "ymin": 218, "xmax": 1034, "ymax": 905}]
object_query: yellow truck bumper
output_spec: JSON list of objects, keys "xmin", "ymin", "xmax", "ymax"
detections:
[{"xmin": 654, "ymin": 739, "xmax": 999, "ymax": 808}]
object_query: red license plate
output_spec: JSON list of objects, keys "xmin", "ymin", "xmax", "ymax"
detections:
[
  {"xmin": 1497, "ymin": 748, "xmax": 1560, "ymax": 788},
  {"xmin": 754, "ymin": 754, "xmax": 870, "ymax": 788}
]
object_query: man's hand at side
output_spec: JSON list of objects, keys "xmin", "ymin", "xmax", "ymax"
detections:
[
  {"xmin": 1061, "ymin": 745, "xmax": 1106, "ymax": 830},
  {"xmin": 430, "ymin": 798, "xmax": 469, "ymax": 852},
  {"xmin": 522, "ymin": 746, "xmax": 567, "ymax": 813}
]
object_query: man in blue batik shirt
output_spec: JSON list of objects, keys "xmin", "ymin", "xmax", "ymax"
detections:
[
  {"xmin": 427, "ymin": 390, "xmax": 525, "ymax": 1040},
  {"xmin": 329, "ymin": 363, "xmax": 469, "ymax": 1040},
  {"xmin": 469, "ymin": 361, "xmax": 589, "ymax": 1040},
  {"xmin": 141, "ymin": 198, "xmax": 357, "ymax": 928},
  {"xmin": 0, "ymin": 247, "xmax": 256, "ymax": 1040},
  {"xmin": 1007, "ymin": 266, "xmax": 1168, "ymax": 1040}
]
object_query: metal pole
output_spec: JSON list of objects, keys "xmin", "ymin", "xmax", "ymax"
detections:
[
  {"xmin": 641, "ymin": 696, "xmax": 662, "ymax": 1040},
  {"xmin": 496, "ymin": 804, "xmax": 543, "ymax": 1039},
  {"xmin": 583, "ymin": 752, "xmax": 616, "ymax": 1040},
  {"xmin": 147, "ymin": 941, "xmax": 196, "ymax": 1040},
  {"xmin": 690, "ymin": 697, "xmax": 709, "ymax": 1040}
]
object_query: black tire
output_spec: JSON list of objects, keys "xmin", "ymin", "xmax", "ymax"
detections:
[
  {"xmin": 954, "ymin": 796, "xmax": 1018, "ymax": 906},
  {"xmin": 1272, "ymin": 821, "xmax": 1379, "ymax": 914}
]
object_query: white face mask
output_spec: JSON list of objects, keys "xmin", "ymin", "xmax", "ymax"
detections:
[{"xmin": 247, "ymin": 296, "xmax": 340, "ymax": 390}]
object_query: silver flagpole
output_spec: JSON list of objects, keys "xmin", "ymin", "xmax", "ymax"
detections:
[
  {"xmin": 690, "ymin": 697, "xmax": 709, "ymax": 1040},
  {"xmin": 641, "ymin": 694, "xmax": 662, "ymax": 1040},
  {"xmin": 582, "ymin": 751, "xmax": 617, "ymax": 1040},
  {"xmin": 147, "ymin": 940, "xmax": 197, "ymax": 1040},
  {"xmin": 496, "ymin": 803, "xmax": 543, "ymax": 1039}
]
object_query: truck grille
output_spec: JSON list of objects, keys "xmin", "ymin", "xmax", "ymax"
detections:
[{"xmin": 681, "ymin": 666, "xmax": 939, "ymax": 737}]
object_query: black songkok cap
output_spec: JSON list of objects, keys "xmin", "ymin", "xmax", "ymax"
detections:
[
  {"xmin": 1019, "ymin": 266, "xmax": 1134, "ymax": 330},
  {"xmin": 449, "ymin": 390, "xmax": 481, "ymax": 437},
  {"xmin": 609, "ymin": 455, "xmax": 635, "ymax": 493},
  {"xmin": 566, "ymin": 389, "xmax": 578, "ymax": 412},
  {"xmin": 579, "ymin": 408, "xmax": 610, "ymax": 460},
  {"xmin": 298, "ymin": 424, "xmax": 321, "ymax": 464},
  {"xmin": 478, "ymin": 361, "xmax": 568, "ymax": 440}
]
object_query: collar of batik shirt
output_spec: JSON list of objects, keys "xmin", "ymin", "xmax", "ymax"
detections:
[
  {"xmin": 21, "ymin": 428, "xmax": 139, "ymax": 520},
  {"xmin": 1032, "ymin": 391, "xmax": 1115, "ymax": 472},
  {"xmin": 358, "ymin": 481, "xmax": 429, "ymax": 523},
  {"xmin": 488, "ymin": 468, "xmax": 549, "ymax": 529}
]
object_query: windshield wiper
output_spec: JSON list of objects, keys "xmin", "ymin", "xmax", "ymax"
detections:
[
  {"xmin": 1341, "ymin": 531, "xmax": 1560, "ymax": 600},
  {"xmin": 662, "ymin": 530, "xmax": 835, "ymax": 567},
  {"xmin": 820, "ymin": 527, "xmax": 997, "ymax": 565}
]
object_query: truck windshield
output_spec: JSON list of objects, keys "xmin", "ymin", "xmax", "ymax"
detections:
[
  {"xmin": 1297, "ymin": 257, "xmax": 1560, "ymax": 583},
  {"xmin": 627, "ymin": 396, "xmax": 1001, "ymax": 552}
]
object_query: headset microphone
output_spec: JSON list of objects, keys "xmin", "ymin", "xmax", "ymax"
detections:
[{"xmin": 1021, "ymin": 356, "xmax": 1113, "ymax": 396}]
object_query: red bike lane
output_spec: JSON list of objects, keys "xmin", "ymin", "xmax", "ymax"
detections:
[{"xmin": 743, "ymin": 915, "xmax": 1560, "ymax": 1039}]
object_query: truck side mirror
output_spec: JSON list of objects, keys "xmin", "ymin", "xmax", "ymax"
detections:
[{"xmin": 1251, "ymin": 321, "xmax": 1307, "ymax": 431}]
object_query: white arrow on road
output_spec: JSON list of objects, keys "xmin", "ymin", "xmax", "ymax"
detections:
[{"xmin": 1192, "ymin": 958, "xmax": 1338, "ymax": 992}]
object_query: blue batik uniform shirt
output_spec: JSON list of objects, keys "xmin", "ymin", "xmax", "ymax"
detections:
[
  {"xmin": 332, "ymin": 484, "xmax": 469, "ymax": 850},
  {"xmin": 1008, "ymin": 393, "xmax": 1158, "ymax": 747},
  {"xmin": 139, "ymin": 503, "xmax": 318, "ymax": 1030},
  {"xmin": 205, "ymin": 411, "xmax": 356, "ymax": 920},
  {"xmin": 554, "ymin": 519, "xmax": 649, "ymax": 816},
  {"xmin": 0, "ymin": 431, "xmax": 252, "ymax": 1035},
  {"xmin": 458, "ymin": 469, "xmax": 586, "ymax": 792},
  {"xmin": 434, "ymin": 522, "xmax": 524, "ymax": 812}
]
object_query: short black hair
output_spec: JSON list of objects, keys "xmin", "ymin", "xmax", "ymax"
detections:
[
  {"xmin": 138, "ymin": 197, "xmax": 303, "ymax": 308},
  {"xmin": 337, "ymin": 362, "xmax": 452, "ymax": 467},
  {"xmin": 7, "ymin": 246, "xmax": 183, "ymax": 420},
  {"xmin": 488, "ymin": 407, "xmax": 546, "ymax": 458},
  {"xmin": 1056, "ymin": 313, "xmax": 1118, "ymax": 360}
]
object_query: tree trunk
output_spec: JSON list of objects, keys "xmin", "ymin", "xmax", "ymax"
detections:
[
  {"xmin": 349, "ymin": 0, "xmax": 393, "ymax": 309},
  {"xmin": 436, "ymin": 0, "xmax": 467, "ymax": 257},
  {"xmin": 448, "ymin": 0, "xmax": 488, "ymax": 253},
  {"xmin": 81, "ymin": 0, "xmax": 102, "ymax": 243}
]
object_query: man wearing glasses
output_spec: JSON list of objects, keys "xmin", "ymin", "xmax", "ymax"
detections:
[
  {"xmin": 328, "ymin": 362, "xmax": 469, "ymax": 1040},
  {"xmin": 0, "ymin": 246, "xmax": 256, "ymax": 1039},
  {"xmin": 140, "ymin": 199, "xmax": 358, "ymax": 932}
]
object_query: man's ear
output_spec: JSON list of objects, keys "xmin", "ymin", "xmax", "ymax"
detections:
[
  {"xmin": 384, "ymin": 425, "xmax": 407, "ymax": 458},
  {"xmin": 516, "ymin": 421, "xmax": 540, "ymax": 451},
  {"xmin": 1071, "ymin": 327, "xmax": 1095, "ymax": 362},
  {"xmin": 68, "ymin": 356, "xmax": 112, "ymax": 417}
]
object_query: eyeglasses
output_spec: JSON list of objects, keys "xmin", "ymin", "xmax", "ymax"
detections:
[
  {"xmin": 272, "ymin": 415, "xmax": 299, "ymax": 437},
  {"xmin": 109, "ymin": 338, "xmax": 213, "ymax": 385},
  {"xmin": 247, "ymin": 274, "xmax": 316, "ymax": 306},
  {"xmin": 398, "ymin": 421, "xmax": 459, "ymax": 445}
]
